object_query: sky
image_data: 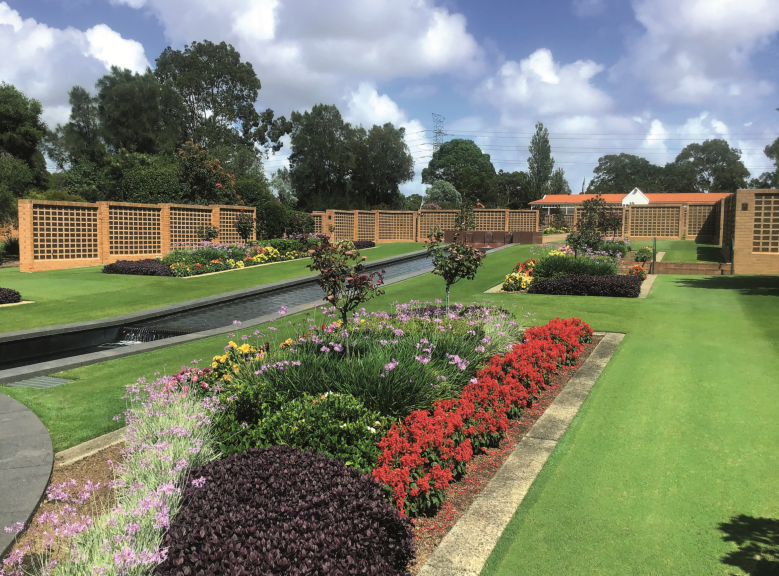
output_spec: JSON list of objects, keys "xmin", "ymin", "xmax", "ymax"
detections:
[{"xmin": 1, "ymin": 0, "xmax": 778, "ymax": 197}]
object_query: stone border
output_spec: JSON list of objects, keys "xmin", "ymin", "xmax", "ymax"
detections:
[
  {"xmin": 0, "ymin": 301, "xmax": 34, "ymax": 308},
  {"xmin": 54, "ymin": 427, "xmax": 127, "ymax": 468},
  {"xmin": 418, "ymin": 332, "xmax": 624, "ymax": 576},
  {"xmin": 0, "ymin": 394, "xmax": 53, "ymax": 559}
]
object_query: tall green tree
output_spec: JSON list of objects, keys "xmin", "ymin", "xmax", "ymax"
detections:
[
  {"xmin": 155, "ymin": 40, "xmax": 290, "ymax": 151},
  {"xmin": 548, "ymin": 167, "xmax": 571, "ymax": 195},
  {"xmin": 497, "ymin": 169, "xmax": 532, "ymax": 208},
  {"xmin": 353, "ymin": 123, "xmax": 414, "ymax": 208},
  {"xmin": 289, "ymin": 104, "xmax": 359, "ymax": 211},
  {"xmin": 95, "ymin": 66, "xmax": 186, "ymax": 154},
  {"xmin": 421, "ymin": 139, "xmax": 499, "ymax": 206},
  {"xmin": 45, "ymin": 86, "xmax": 105, "ymax": 169},
  {"xmin": 270, "ymin": 167, "xmax": 297, "ymax": 207},
  {"xmin": 527, "ymin": 122, "xmax": 554, "ymax": 202},
  {"xmin": 751, "ymin": 136, "xmax": 779, "ymax": 188},
  {"xmin": 0, "ymin": 153, "xmax": 35, "ymax": 197},
  {"xmin": 424, "ymin": 180, "xmax": 461, "ymax": 207},
  {"xmin": 587, "ymin": 153, "xmax": 663, "ymax": 194},
  {"xmin": 673, "ymin": 139, "xmax": 750, "ymax": 192},
  {"xmin": 0, "ymin": 82, "xmax": 48, "ymax": 184}
]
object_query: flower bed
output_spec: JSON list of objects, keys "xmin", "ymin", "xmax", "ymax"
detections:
[{"xmin": 163, "ymin": 242, "xmax": 309, "ymax": 277}]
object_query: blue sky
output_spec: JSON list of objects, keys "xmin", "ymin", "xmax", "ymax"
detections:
[{"xmin": 2, "ymin": 0, "xmax": 778, "ymax": 196}]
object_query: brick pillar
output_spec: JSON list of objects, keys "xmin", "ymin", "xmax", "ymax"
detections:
[
  {"xmin": 251, "ymin": 207, "xmax": 257, "ymax": 241},
  {"xmin": 718, "ymin": 200, "xmax": 725, "ymax": 246},
  {"xmin": 18, "ymin": 199, "xmax": 34, "ymax": 272},
  {"xmin": 622, "ymin": 206, "xmax": 628, "ymax": 238},
  {"xmin": 353, "ymin": 211, "xmax": 360, "ymax": 241},
  {"xmin": 534, "ymin": 210, "xmax": 539, "ymax": 232},
  {"xmin": 97, "ymin": 202, "xmax": 111, "ymax": 264},
  {"xmin": 211, "ymin": 206, "xmax": 221, "ymax": 242},
  {"xmin": 412, "ymin": 211, "xmax": 419, "ymax": 242},
  {"xmin": 160, "ymin": 204, "xmax": 171, "ymax": 253},
  {"xmin": 678, "ymin": 205, "xmax": 685, "ymax": 239},
  {"xmin": 324, "ymin": 210, "xmax": 335, "ymax": 237},
  {"xmin": 374, "ymin": 211, "xmax": 380, "ymax": 243},
  {"xmin": 504, "ymin": 209, "xmax": 510, "ymax": 231}
]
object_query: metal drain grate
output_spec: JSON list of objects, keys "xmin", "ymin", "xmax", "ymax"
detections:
[{"xmin": 5, "ymin": 376, "xmax": 72, "ymax": 389}]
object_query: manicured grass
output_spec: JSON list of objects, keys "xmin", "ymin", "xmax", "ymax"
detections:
[
  {"xmin": 0, "ymin": 242, "xmax": 423, "ymax": 332},
  {"xmin": 4, "ymin": 244, "xmax": 779, "ymax": 574},
  {"xmin": 653, "ymin": 240, "xmax": 723, "ymax": 263}
]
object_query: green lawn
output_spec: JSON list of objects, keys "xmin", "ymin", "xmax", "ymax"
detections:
[
  {"xmin": 651, "ymin": 240, "xmax": 723, "ymax": 263},
  {"xmin": 3, "ymin": 244, "xmax": 779, "ymax": 575},
  {"xmin": 0, "ymin": 242, "xmax": 422, "ymax": 332}
]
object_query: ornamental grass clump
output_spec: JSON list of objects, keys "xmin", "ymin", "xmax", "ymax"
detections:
[
  {"xmin": 155, "ymin": 446, "xmax": 415, "ymax": 576},
  {"xmin": 2, "ymin": 369, "xmax": 220, "ymax": 576}
]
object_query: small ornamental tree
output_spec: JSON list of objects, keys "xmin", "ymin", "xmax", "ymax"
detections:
[
  {"xmin": 235, "ymin": 209, "xmax": 255, "ymax": 242},
  {"xmin": 456, "ymin": 203, "xmax": 476, "ymax": 231},
  {"xmin": 426, "ymin": 227, "xmax": 485, "ymax": 310},
  {"xmin": 196, "ymin": 224, "xmax": 219, "ymax": 242},
  {"xmin": 307, "ymin": 239, "xmax": 385, "ymax": 353}
]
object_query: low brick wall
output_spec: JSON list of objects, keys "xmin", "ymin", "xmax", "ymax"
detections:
[{"xmin": 653, "ymin": 262, "xmax": 731, "ymax": 275}]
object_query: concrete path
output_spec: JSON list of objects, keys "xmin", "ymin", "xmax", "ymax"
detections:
[
  {"xmin": 0, "ymin": 393, "xmax": 52, "ymax": 558},
  {"xmin": 418, "ymin": 333, "xmax": 624, "ymax": 576}
]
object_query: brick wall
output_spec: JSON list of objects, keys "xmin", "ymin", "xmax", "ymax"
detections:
[
  {"xmin": 19, "ymin": 200, "xmax": 255, "ymax": 273},
  {"xmin": 731, "ymin": 189, "xmax": 779, "ymax": 275}
]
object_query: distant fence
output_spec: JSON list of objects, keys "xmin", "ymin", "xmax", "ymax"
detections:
[
  {"xmin": 311, "ymin": 209, "xmax": 539, "ymax": 243},
  {"xmin": 18, "ymin": 200, "xmax": 255, "ymax": 273}
]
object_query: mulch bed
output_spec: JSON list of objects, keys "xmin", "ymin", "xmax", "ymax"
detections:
[{"xmin": 409, "ymin": 335, "xmax": 602, "ymax": 574}]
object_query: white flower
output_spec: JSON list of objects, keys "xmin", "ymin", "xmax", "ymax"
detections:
[{"xmin": 367, "ymin": 426, "xmax": 376, "ymax": 434}]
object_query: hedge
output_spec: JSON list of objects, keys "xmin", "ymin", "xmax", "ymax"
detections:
[
  {"xmin": 528, "ymin": 274, "xmax": 642, "ymax": 297},
  {"xmin": 0, "ymin": 287, "xmax": 22, "ymax": 304},
  {"xmin": 102, "ymin": 259, "xmax": 174, "ymax": 277}
]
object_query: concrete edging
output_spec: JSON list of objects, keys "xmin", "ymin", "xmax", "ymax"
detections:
[
  {"xmin": 0, "ymin": 301, "xmax": 34, "ymax": 308},
  {"xmin": 0, "ymin": 394, "xmax": 53, "ymax": 559},
  {"xmin": 54, "ymin": 426, "xmax": 127, "ymax": 468},
  {"xmin": 418, "ymin": 332, "xmax": 624, "ymax": 576}
]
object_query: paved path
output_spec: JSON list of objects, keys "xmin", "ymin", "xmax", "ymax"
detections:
[{"xmin": 0, "ymin": 393, "xmax": 52, "ymax": 558}]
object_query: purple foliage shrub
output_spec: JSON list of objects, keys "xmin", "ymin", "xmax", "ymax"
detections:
[
  {"xmin": 353, "ymin": 240, "xmax": 376, "ymax": 249},
  {"xmin": 102, "ymin": 259, "xmax": 173, "ymax": 277},
  {"xmin": 0, "ymin": 287, "xmax": 21, "ymax": 304},
  {"xmin": 156, "ymin": 446, "xmax": 415, "ymax": 576},
  {"xmin": 527, "ymin": 274, "xmax": 642, "ymax": 297}
]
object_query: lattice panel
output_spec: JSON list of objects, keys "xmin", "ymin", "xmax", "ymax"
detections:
[
  {"xmin": 378, "ymin": 212, "xmax": 415, "ymax": 241},
  {"xmin": 219, "ymin": 208, "xmax": 251, "ymax": 245},
  {"xmin": 753, "ymin": 193, "xmax": 779, "ymax": 253},
  {"xmin": 474, "ymin": 210, "xmax": 506, "ymax": 231},
  {"xmin": 357, "ymin": 212, "xmax": 375, "ymax": 241},
  {"xmin": 331, "ymin": 211, "xmax": 355, "ymax": 241},
  {"xmin": 687, "ymin": 204, "xmax": 717, "ymax": 238},
  {"xmin": 507, "ymin": 211, "xmax": 537, "ymax": 231},
  {"xmin": 170, "ymin": 207, "xmax": 212, "ymax": 247},
  {"xmin": 629, "ymin": 206, "xmax": 680, "ymax": 237},
  {"xmin": 32, "ymin": 204, "xmax": 99, "ymax": 260},
  {"xmin": 419, "ymin": 211, "xmax": 457, "ymax": 238},
  {"xmin": 310, "ymin": 213, "xmax": 324, "ymax": 234},
  {"xmin": 109, "ymin": 206, "xmax": 161, "ymax": 255}
]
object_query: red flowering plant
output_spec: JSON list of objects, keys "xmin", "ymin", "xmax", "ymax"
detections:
[
  {"xmin": 512, "ymin": 258, "xmax": 538, "ymax": 274},
  {"xmin": 627, "ymin": 264, "xmax": 647, "ymax": 281},
  {"xmin": 372, "ymin": 317, "xmax": 593, "ymax": 517}
]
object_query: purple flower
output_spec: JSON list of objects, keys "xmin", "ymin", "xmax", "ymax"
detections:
[
  {"xmin": 475, "ymin": 346, "xmax": 485, "ymax": 353},
  {"xmin": 232, "ymin": 320, "xmax": 241, "ymax": 325},
  {"xmin": 278, "ymin": 305, "xmax": 288, "ymax": 316},
  {"xmin": 332, "ymin": 343, "xmax": 343, "ymax": 352},
  {"xmin": 394, "ymin": 328, "xmax": 404, "ymax": 337},
  {"xmin": 320, "ymin": 346, "xmax": 331, "ymax": 353},
  {"xmin": 437, "ymin": 375, "xmax": 447, "ymax": 382},
  {"xmin": 191, "ymin": 477, "xmax": 207, "ymax": 488},
  {"xmin": 384, "ymin": 359, "xmax": 399, "ymax": 373}
]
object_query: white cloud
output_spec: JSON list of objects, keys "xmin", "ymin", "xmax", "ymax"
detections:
[
  {"xmin": 0, "ymin": 3, "xmax": 149, "ymax": 127},
  {"xmin": 478, "ymin": 48, "xmax": 613, "ymax": 122},
  {"xmin": 572, "ymin": 0, "xmax": 606, "ymax": 17},
  {"xmin": 617, "ymin": 0, "xmax": 779, "ymax": 103}
]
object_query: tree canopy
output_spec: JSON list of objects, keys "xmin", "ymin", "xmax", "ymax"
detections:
[
  {"xmin": 424, "ymin": 180, "xmax": 461, "ymax": 207},
  {"xmin": 421, "ymin": 139, "xmax": 499, "ymax": 206},
  {"xmin": 527, "ymin": 122, "xmax": 554, "ymax": 202},
  {"xmin": 0, "ymin": 82, "xmax": 48, "ymax": 184},
  {"xmin": 673, "ymin": 139, "xmax": 749, "ymax": 192},
  {"xmin": 353, "ymin": 123, "xmax": 414, "ymax": 208}
]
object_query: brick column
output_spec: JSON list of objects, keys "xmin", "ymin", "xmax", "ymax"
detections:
[
  {"xmin": 18, "ymin": 199, "xmax": 34, "ymax": 272},
  {"xmin": 718, "ymin": 200, "xmax": 725, "ymax": 246},
  {"xmin": 211, "ymin": 206, "xmax": 221, "ymax": 242},
  {"xmin": 622, "ymin": 206, "xmax": 628, "ymax": 238},
  {"xmin": 534, "ymin": 210, "xmax": 539, "ymax": 232},
  {"xmin": 160, "ymin": 204, "xmax": 171, "ymax": 253},
  {"xmin": 251, "ymin": 207, "xmax": 257, "ymax": 241},
  {"xmin": 97, "ymin": 202, "xmax": 111, "ymax": 264},
  {"xmin": 678, "ymin": 206, "xmax": 685, "ymax": 239},
  {"xmin": 504, "ymin": 209, "xmax": 510, "ymax": 231},
  {"xmin": 374, "ymin": 211, "xmax": 380, "ymax": 243},
  {"xmin": 412, "ymin": 211, "xmax": 419, "ymax": 242},
  {"xmin": 353, "ymin": 211, "xmax": 360, "ymax": 241}
]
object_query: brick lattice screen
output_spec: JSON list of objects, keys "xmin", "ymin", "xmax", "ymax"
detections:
[
  {"xmin": 687, "ymin": 204, "xmax": 718, "ymax": 238},
  {"xmin": 331, "ymin": 211, "xmax": 355, "ymax": 241},
  {"xmin": 753, "ymin": 193, "xmax": 779, "ymax": 253},
  {"xmin": 629, "ymin": 206, "xmax": 680, "ymax": 237},
  {"xmin": 218, "ymin": 208, "xmax": 245, "ymax": 245},
  {"xmin": 418, "ymin": 211, "xmax": 458, "ymax": 238},
  {"xmin": 32, "ymin": 203, "xmax": 99, "ymax": 261},
  {"xmin": 378, "ymin": 212, "xmax": 415, "ymax": 241},
  {"xmin": 108, "ymin": 205, "xmax": 161, "ymax": 255},
  {"xmin": 508, "ymin": 211, "xmax": 537, "ymax": 231},
  {"xmin": 170, "ymin": 206, "xmax": 213, "ymax": 248},
  {"xmin": 474, "ymin": 210, "xmax": 505, "ymax": 231},
  {"xmin": 310, "ymin": 213, "xmax": 324, "ymax": 234},
  {"xmin": 356, "ymin": 211, "xmax": 375, "ymax": 240}
]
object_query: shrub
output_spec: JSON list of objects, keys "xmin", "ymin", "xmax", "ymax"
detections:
[
  {"xmin": 223, "ymin": 393, "xmax": 391, "ymax": 474},
  {"xmin": 102, "ymin": 258, "xmax": 173, "ymax": 277},
  {"xmin": 354, "ymin": 240, "xmax": 376, "ymax": 249},
  {"xmin": 628, "ymin": 265, "xmax": 647, "ymax": 280},
  {"xmin": 3, "ymin": 234, "xmax": 19, "ymax": 257},
  {"xmin": 287, "ymin": 211, "xmax": 315, "ymax": 236},
  {"xmin": 528, "ymin": 274, "xmax": 642, "ymax": 297},
  {"xmin": 599, "ymin": 238, "xmax": 631, "ymax": 258},
  {"xmin": 157, "ymin": 446, "xmax": 415, "ymax": 576},
  {"xmin": 372, "ymin": 317, "xmax": 592, "ymax": 517},
  {"xmin": 532, "ymin": 255, "xmax": 616, "ymax": 281},
  {"xmin": 0, "ymin": 287, "xmax": 22, "ymax": 304},
  {"xmin": 259, "ymin": 199, "xmax": 288, "ymax": 239},
  {"xmin": 502, "ymin": 271, "xmax": 532, "ymax": 291},
  {"xmin": 512, "ymin": 258, "xmax": 537, "ymax": 274},
  {"xmin": 635, "ymin": 246, "xmax": 653, "ymax": 262},
  {"xmin": 234, "ymin": 210, "xmax": 255, "ymax": 242},
  {"xmin": 263, "ymin": 237, "xmax": 305, "ymax": 252},
  {"xmin": 195, "ymin": 224, "xmax": 219, "ymax": 242}
]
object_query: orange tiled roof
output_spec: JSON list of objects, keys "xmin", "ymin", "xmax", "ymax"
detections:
[{"xmin": 529, "ymin": 194, "xmax": 625, "ymax": 204}]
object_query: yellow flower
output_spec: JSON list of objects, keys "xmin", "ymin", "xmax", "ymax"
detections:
[
  {"xmin": 228, "ymin": 341, "xmax": 238, "ymax": 348},
  {"xmin": 238, "ymin": 344, "xmax": 250, "ymax": 354},
  {"xmin": 223, "ymin": 374, "xmax": 233, "ymax": 382},
  {"xmin": 211, "ymin": 361, "xmax": 218, "ymax": 369},
  {"xmin": 233, "ymin": 364, "xmax": 240, "ymax": 373},
  {"xmin": 360, "ymin": 319, "xmax": 365, "ymax": 323}
]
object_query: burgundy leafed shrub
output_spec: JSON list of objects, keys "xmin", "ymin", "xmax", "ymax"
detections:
[
  {"xmin": 157, "ymin": 446, "xmax": 415, "ymax": 576},
  {"xmin": 102, "ymin": 259, "xmax": 173, "ymax": 277},
  {"xmin": 0, "ymin": 287, "xmax": 21, "ymax": 304},
  {"xmin": 528, "ymin": 274, "xmax": 642, "ymax": 297},
  {"xmin": 353, "ymin": 240, "xmax": 376, "ymax": 249}
]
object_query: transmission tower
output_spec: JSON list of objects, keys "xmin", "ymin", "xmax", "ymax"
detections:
[{"xmin": 432, "ymin": 113, "xmax": 445, "ymax": 153}]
